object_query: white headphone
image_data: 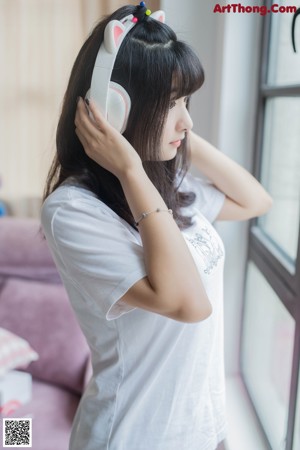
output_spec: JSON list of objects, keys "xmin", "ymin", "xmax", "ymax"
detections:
[{"xmin": 86, "ymin": 10, "xmax": 165, "ymax": 134}]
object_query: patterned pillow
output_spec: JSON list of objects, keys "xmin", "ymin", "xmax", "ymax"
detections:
[{"xmin": 0, "ymin": 327, "xmax": 38, "ymax": 377}]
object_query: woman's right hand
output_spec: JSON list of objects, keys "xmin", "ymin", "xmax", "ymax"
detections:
[{"xmin": 75, "ymin": 97, "xmax": 142, "ymax": 179}]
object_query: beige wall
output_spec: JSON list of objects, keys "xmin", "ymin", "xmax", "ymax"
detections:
[{"xmin": 0, "ymin": 0, "xmax": 160, "ymax": 216}]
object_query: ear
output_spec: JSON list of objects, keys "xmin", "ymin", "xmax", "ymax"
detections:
[
  {"xmin": 104, "ymin": 20, "xmax": 126, "ymax": 54},
  {"xmin": 150, "ymin": 10, "xmax": 166, "ymax": 23}
]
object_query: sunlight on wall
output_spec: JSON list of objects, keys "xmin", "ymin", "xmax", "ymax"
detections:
[
  {"xmin": 0, "ymin": 0, "xmax": 159, "ymax": 217},
  {"xmin": 0, "ymin": 0, "xmax": 86, "ymax": 215}
]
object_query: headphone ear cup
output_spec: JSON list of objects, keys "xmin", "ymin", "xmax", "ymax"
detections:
[{"xmin": 107, "ymin": 82, "xmax": 131, "ymax": 133}]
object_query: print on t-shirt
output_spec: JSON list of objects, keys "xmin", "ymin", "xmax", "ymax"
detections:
[{"xmin": 186, "ymin": 226, "xmax": 224, "ymax": 275}]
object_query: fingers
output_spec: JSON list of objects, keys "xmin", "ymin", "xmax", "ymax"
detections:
[
  {"xmin": 87, "ymin": 99, "xmax": 107, "ymax": 130},
  {"xmin": 77, "ymin": 98, "xmax": 112, "ymax": 140},
  {"xmin": 74, "ymin": 98, "xmax": 96, "ymax": 149},
  {"xmin": 75, "ymin": 98, "xmax": 110, "ymax": 162},
  {"xmin": 75, "ymin": 98, "xmax": 93, "ymax": 131},
  {"xmin": 75, "ymin": 125, "xmax": 89, "ymax": 150}
]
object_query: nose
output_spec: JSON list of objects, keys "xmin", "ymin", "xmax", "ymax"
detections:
[{"xmin": 176, "ymin": 107, "xmax": 193, "ymax": 133}]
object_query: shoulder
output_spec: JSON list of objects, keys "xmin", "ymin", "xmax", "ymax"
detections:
[
  {"xmin": 42, "ymin": 182, "xmax": 99, "ymax": 212},
  {"xmin": 41, "ymin": 182, "xmax": 133, "ymax": 244},
  {"xmin": 42, "ymin": 183, "xmax": 115, "ymax": 223}
]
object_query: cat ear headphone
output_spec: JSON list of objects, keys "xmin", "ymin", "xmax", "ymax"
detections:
[{"xmin": 85, "ymin": 6, "xmax": 165, "ymax": 134}]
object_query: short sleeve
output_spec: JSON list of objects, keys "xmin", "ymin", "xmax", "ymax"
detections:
[
  {"xmin": 179, "ymin": 171, "xmax": 225, "ymax": 223},
  {"xmin": 43, "ymin": 195, "xmax": 147, "ymax": 321}
]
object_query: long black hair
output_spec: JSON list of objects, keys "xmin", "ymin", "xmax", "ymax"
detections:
[{"xmin": 43, "ymin": 4, "xmax": 205, "ymax": 230}]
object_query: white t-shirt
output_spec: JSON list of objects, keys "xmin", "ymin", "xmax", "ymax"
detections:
[{"xmin": 41, "ymin": 172, "xmax": 227, "ymax": 450}]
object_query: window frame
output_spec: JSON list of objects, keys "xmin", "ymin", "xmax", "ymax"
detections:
[{"xmin": 243, "ymin": 1, "xmax": 300, "ymax": 448}]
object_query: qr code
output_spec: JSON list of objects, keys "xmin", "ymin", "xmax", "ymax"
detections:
[{"xmin": 3, "ymin": 418, "xmax": 32, "ymax": 447}]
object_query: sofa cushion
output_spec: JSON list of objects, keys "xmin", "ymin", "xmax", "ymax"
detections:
[
  {"xmin": 0, "ymin": 327, "xmax": 39, "ymax": 377},
  {"xmin": 0, "ymin": 217, "xmax": 60, "ymax": 283},
  {"xmin": 0, "ymin": 277, "xmax": 90, "ymax": 394},
  {"xmin": 0, "ymin": 378, "xmax": 80, "ymax": 450}
]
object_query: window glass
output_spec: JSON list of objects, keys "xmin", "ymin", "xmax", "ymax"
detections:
[
  {"xmin": 267, "ymin": 0, "xmax": 300, "ymax": 86},
  {"xmin": 242, "ymin": 262, "xmax": 295, "ymax": 450},
  {"xmin": 258, "ymin": 97, "xmax": 300, "ymax": 262}
]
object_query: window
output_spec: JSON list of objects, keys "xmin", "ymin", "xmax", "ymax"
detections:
[
  {"xmin": 294, "ymin": 366, "xmax": 300, "ymax": 449},
  {"xmin": 242, "ymin": 263, "xmax": 295, "ymax": 449},
  {"xmin": 241, "ymin": 2, "xmax": 300, "ymax": 449}
]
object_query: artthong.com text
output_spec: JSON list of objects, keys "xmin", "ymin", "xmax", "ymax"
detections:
[{"xmin": 213, "ymin": 3, "xmax": 297, "ymax": 15}]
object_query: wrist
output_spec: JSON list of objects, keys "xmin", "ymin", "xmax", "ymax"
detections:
[{"xmin": 117, "ymin": 160, "xmax": 146, "ymax": 185}]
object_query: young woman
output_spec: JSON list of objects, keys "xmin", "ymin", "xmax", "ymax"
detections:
[{"xmin": 41, "ymin": 3, "xmax": 272, "ymax": 449}]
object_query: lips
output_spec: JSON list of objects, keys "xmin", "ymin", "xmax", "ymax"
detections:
[{"xmin": 170, "ymin": 140, "xmax": 182, "ymax": 148}]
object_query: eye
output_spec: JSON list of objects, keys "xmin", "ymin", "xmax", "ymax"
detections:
[{"xmin": 169, "ymin": 96, "xmax": 190, "ymax": 109}]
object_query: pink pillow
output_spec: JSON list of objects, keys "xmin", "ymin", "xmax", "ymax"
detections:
[
  {"xmin": 0, "ymin": 278, "xmax": 90, "ymax": 394},
  {"xmin": 0, "ymin": 327, "xmax": 39, "ymax": 377}
]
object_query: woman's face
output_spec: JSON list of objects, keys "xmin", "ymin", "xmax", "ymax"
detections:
[{"xmin": 160, "ymin": 95, "xmax": 193, "ymax": 161}]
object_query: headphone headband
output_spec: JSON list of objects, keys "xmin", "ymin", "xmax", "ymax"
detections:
[{"xmin": 89, "ymin": 14, "xmax": 136, "ymax": 121}]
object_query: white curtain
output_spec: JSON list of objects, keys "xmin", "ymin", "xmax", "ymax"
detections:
[{"xmin": 0, "ymin": 0, "xmax": 159, "ymax": 217}]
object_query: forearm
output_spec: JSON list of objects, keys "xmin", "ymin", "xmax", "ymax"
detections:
[
  {"xmin": 119, "ymin": 164, "xmax": 211, "ymax": 319},
  {"xmin": 190, "ymin": 131, "xmax": 272, "ymax": 216}
]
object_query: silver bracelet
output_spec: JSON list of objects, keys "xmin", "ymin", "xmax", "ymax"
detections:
[{"xmin": 135, "ymin": 208, "xmax": 173, "ymax": 226}]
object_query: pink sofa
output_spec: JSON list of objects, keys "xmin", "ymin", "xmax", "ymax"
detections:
[{"xmin": 0, "ymin": 217, "xmax": 92, "ymax": 450}]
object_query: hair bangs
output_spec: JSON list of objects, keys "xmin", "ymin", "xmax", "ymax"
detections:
[{"xmin": 171, "ymin": 42, "xmax": 205, "ymax": 99}]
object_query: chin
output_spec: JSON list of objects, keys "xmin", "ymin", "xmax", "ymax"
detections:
[{"xmin": 160, "ymin": 149, "xmax": 178, "ymax": 161}]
